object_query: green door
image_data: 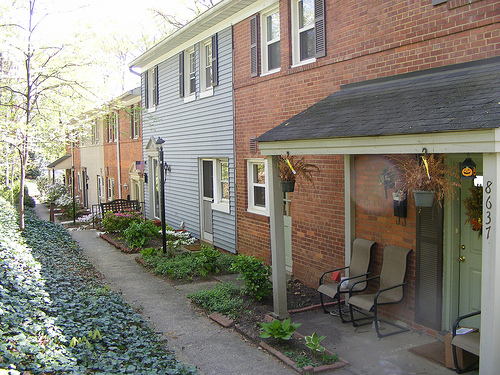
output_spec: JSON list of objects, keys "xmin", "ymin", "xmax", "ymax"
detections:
[{"xmin": 459, "ymin": 178, "xmax": 482, "ymax": 328}]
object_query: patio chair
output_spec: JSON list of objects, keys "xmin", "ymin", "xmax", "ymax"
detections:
[
  {"xmin": 451, "ymin": 310, "xmax": 480, "ymax": 374},
  {"xmin": 317, "ymin": 238, "xmax": 375, "ymax": 323},
  {"xmin": 347, "ymin": 244, "xmax": 412, "ymax": 338}
]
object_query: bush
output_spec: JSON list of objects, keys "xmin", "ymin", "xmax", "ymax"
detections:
[
  {"xmin": 13, "ymin": 184, "xmax": 35, "ymax": 208},
  {"xmin": 37, "ymin": 179, "xmax": 69, "ymax": 203},
  {"xmin": 260, "ymin": 318, "xmax": 301, "ymax": 340},
  {"xmin": 231, "ymin": 255, "xmax": 272, "ymax": 301},
  {"xmin": 124, "ymin": 220, "xmax": 160, "ymax": 248},
  {"xmin": 101, "ymin": 209, "xmax": 143, "ymax": 233},
  {"xmin": 187, "ymin": 282, "xmax": 243, "ymax": 317}
]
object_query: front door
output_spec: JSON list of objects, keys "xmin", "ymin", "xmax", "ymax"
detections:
[
  {"xmin": 459, "ymin": 177, "xmax": 483, "ymax": 327},
  {"xmin": 82, "ymin": 168, "xmax": 89, "ymax": 208},
  {"xmin": 283, "ymin": 192, "xmax": 292, "ymax": 272},
  {"xmin": 201, "ymin": 160, "xmax": 214, "ymax": 242}
]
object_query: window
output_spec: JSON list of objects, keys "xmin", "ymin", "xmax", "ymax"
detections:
[
  {"xmin": 247, "ymin": 159, "xmax": 268, "ymax": 215},
  {"xmin": 130, "ymin": 105, "xmax": 140, "ymax": 139},
  {"xmin": 97, "ymin": 175, "xmax": 104, "ymax": 201},
  {"xmin": 212, "ymin": 159, "xmax": 230, "ymax": 213},
  {"xmin": 186, "ymin": 48, "xmax": 196, "ymax": 99},
  {"xmin": 145, "ymin": 66, "xmax": 159, "ymax": 109},
  {"xmin": 91, "ymin": 119, "xmax": 99, "ymax": 144},
  {"xmin": 149, "ymin": 156, "xmax": 160, "ymax": 219},
  {"xmin": 261, "ymin": 8, "xmax": 281, "ymax": 74},
  {"xmin": 291, "ymin": 0, "xmax": 326, "ymax": 66},
  {"xmin": 106, "ymin": 113, "xmax": 117, "ymax": 142},
  {"xmin": 201, "ymin": 40, "xmax": 213, "ymax": 93},
  {"xmin": 107, "ymin": 178, "xmax": 115, "ymax": 201}
]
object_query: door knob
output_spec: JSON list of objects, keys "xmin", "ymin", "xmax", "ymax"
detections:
[{"xmin": 459, "ymin": 256, "xmax": 466, "ymax": 262}]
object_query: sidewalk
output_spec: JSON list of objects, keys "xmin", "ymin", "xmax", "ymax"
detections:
[{"xmin": 33, "ymin": 202, "xmax": 454, "ymax": 375}]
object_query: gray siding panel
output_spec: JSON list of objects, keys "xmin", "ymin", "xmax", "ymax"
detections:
[{"xmin": 142, "ymin": 26, "xmax": 236, "ymax": 253}]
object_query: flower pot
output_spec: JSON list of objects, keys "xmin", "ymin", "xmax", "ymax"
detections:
[
  {"xmin": 413, "ymin": 190, "xmax": 435, "ymax": 207},
  {"xmin": 281, "ymin": 180, "xmax": 295, "ymax": 192}
]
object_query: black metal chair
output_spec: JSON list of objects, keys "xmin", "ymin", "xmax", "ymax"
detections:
[
  {"xmin": 451, "ymin": 310, "xmax": 480, "ymax": 374},
  {"xmin": 317, "ymin": 238, "xmax": 375, "ymax": 322},
  {"xmin": 347, "ymin": 245, "xmax": 412, "ymax": 338}
]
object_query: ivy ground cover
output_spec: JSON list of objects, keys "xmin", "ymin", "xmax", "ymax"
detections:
[{"xmin": 0, "ymin": 199, "xmax": 197, "ymax": 375}]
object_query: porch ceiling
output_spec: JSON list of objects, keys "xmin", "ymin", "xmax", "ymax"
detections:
[{"xmin": 257, "ymin": 57, "xmax": 500, "ymax": 151}]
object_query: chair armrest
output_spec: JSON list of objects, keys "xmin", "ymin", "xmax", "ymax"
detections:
[
  {"xmin": 319, "ymin": 266, "xmax": 349, "ymax": 285},
  {"xmin": 452, "ymin": 310, "xmax": 481, "ymax": 338},
  {"xmin": 374, "ymin": 282, "xmax": 407, "ymax": 304},
  {"xmin": 337, "ymin": 272, "xmax": 370, "ymax": 292},
  {"xmin": 349, "ymin": 275, "xmax": 379, "ymax": 297}
]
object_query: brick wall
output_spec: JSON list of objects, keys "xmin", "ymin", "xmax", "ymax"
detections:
[{"xmin": 234, "ymin": 0, "xmax": 498, "ymax": 332}]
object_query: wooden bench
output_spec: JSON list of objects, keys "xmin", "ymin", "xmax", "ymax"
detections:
[{"xmin": 100, "ymin": 199, "xmax": 142, "ymax": 217}]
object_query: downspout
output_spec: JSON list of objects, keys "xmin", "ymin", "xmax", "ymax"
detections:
[{"xmin": 115, "ymin": 111, "xmax": 122, "ymax": 199}]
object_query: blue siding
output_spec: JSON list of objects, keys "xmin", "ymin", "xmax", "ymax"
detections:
[{"xmin": 142, "ymin": 26, "xmax": 236, "ymax": 253}]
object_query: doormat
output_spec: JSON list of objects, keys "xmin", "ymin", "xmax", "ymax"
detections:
[{"xmin": 408, "ymin": 340, "xmax": 446, "ymax": 367}]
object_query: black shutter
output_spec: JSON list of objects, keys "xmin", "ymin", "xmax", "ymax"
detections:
[
  {"xmin": 179, "ymin": 51, "xmax": 185, "ymax": 97},
  {"xmin": 153, "ymin": 65, "xmax": 159, "ymax": 106},
  {"xmin": 314, "ymin": 0, "xmax": 326, "ymax": 58},
  {"xmin": 144, "ymin": 72, "xmax": 149, "ymax": 108},
  {"xmin": 250, "ymin": 14, "xmax": 259, "ymax": 77},
  {"xmin": 415, "ymin": 203, "xmax": 443, "ymax": 331},
  {"xmin": 211, "ymin": 33, "xmax": 219, "ymax": 86}
]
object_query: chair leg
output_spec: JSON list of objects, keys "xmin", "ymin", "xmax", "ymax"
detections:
[
  {"xmin": 452, "ymin": 343, "xmax": 479, "ymax": 374},
  {"xmin": 338, "ymin": 293, "xmax": 351, "ymax": 323},
  {"xmin": 349, "ymin": 303, "xmax": 372, "ymax": 327},
  {"xmin": 320, "ymin": 293, "xmax": 330, "ymax": 314},
  {"xmin": 373, "ymin": 304, "xmax": 410, "ymax": 339}
]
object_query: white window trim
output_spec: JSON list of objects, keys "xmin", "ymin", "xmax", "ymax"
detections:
[
  {"xmin": 107, "ymin": 178, "xmax": 115, "ymax": 201},
  {"xmin": 247, "ymin": 159, "xmax": 269, "ymax": 216},
  {"xmin": 212, "ymin": 158, "xmax": 230, "ymax": 214},
  {"xmin": 200, "ymin": 39, "xmax": 214, "ymax": 98},
  {"xmin": 291, "ymin": 0, "xmax": 316, "ymax": 67},
  {"xmin": 184, "ymin": 47, "xmax": 196, "ymax": 103},
  {"xmin": 261, "ymin": 6, "xmax": 281, "ymax": 76}
]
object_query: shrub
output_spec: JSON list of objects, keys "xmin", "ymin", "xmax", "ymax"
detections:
[
  {"xmin": 231, "ymin": 255, "xmax": 272, "ymax": 301},
  {"xmin": 101, "ymin": 209, "xmax": 143, "ymax": 233},
  {"xmin": 124, "ymin": 220, "xmax": 160, "ymax": 248},
  {"xmin": 13, "ymin": 184, "xmax": 35, "ymax": 208},
  {"xmin": 195, "ymin": 245, "xmax": 221, "ymax": 276},
  {"xmin": 260, "ymin": 318, "xmax": 301, "ymax": 340},
  {"xmin": 187, "ymin": 282, "xmax": 243, "ymax": 317},
  {"xmin": 37, "ymin": 180, "xmax": 69, "ymax": 203}
]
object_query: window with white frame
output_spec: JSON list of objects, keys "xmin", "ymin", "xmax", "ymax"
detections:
[
  {"xmin": 291, "ymin": 0, "xmax": 326, "ymax": 66},
  {"xmin": 186, "ymin": 47, "xmax": 196, "ymax": 99},
  {"xmin": 261, "ymin": 7, "xmax": 281, "ymax": 74},
  {"xmin": 212, "ymin": 159, "xmax": 230, "ymax": 213},
  {"xmin": 106, "ymin": 113, "xmax": 117, "ymax": 143},
  {"xmin": 97, "ymin": 175, "xmax": 104, "ymax": 200},
  {"xmin": 107, "ymin": 178, "xmax": 115, "ymax": 201},
  {"xmin": 247, "ymin": 159, "xmax": 268, "ymax": 215},
  {"xmin": 200, "ymin": 39, "xmax": 215, "ymax": 97},
  {"xmin": 149, "ymin": 156, "xmax": 160, "ymax": 219},
  {"xmin": 91, "ymin": 119, "xmax": 99, "ymax": 144},
  {"xmin": 130, "ymin": 104, "xmax": 140, "ymax": 139},
  {"xmin": 145, "ymin": 66, "xmax": 159, "ymax": 109}
]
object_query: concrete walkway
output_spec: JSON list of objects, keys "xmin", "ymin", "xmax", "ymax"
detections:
[{"xmin": 32, "ymin": 200, "xmax": 457, "ymax": 375}]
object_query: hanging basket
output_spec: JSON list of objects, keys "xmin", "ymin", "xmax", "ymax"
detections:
[
  {"xmin": 413, "ymin": 190, "xmax": 435, "ymax": 207},
  {"xmin": 281, "ymin": 180, "xmax": 295, "ymax": 192}
]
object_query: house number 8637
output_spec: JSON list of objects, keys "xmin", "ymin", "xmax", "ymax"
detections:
[{"xmin": 485, "ymin": 181, "xmax": 493, "ymax": 239}]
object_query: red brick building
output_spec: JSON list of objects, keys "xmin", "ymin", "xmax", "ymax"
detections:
[{"xmin": 232, "ymin": 0, "xmax": 499, "ymax": 354}]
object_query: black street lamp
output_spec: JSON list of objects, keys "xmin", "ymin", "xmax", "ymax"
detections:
[
  {"xmin": 71, "ymin": 166, "xmax": 76, "ymax": 224},
  {"xmin": 156, "ymin": 137, "xmax": 167, "ymax": 254}
]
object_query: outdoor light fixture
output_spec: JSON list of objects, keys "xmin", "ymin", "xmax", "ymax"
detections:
[
  {"xmin": 461, "ymin": 157, "xmax": 476, "ymax": 179},
  {"xmin": 156, "ymin": 137, "xmax": 167, "ymax": 254}
]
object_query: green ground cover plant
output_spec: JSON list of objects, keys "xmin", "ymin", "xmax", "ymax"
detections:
[
  {"xmin": 0, "ymin": 198, "xmax": 197, "ymax": 374},
  {"xmin": 140, "ymin": 245, "xmax": 235, "ymax": 281},
  {"xmin": 187, "ymin": 282, "xmax": 243, "ymax": 317}
]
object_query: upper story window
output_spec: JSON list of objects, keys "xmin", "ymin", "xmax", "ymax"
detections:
[
  {"xmin": 91, "ymin": 119, "xmax": 99, "ymax": 144},
  {"xmin": 179, "ymin": 34, "xmax": 218, "ymax": 101},
  {"xmin": 247, "ymin": 159, "xmax": 268, "ymax": 216},
  {"xmin": 106, "ymin": 113, "xmax": 117, "ymax": 143},
  {"xmin": 261, "ymin": 7, "xmax": 281, "ymax": 74},
  {"xmin": 291, "ymin": 0, "xmax": 326, "ymax": 67},
  {"xmin": 145, "ymin": 65, "xmax": 159, "ymax": 109},
  {"xmin": 130, "ymin": 105, "xmax": 140, "ymax": 139}
]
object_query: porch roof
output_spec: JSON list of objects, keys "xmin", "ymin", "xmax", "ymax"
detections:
[
  {"xmin": 47, "ymin": 154, "xmax": 72, "ymax": 170},
  {"xmin": 256, "ymin": 57, "xmax": 500, "ymax": 144}
]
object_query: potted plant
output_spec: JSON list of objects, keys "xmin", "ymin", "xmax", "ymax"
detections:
[
  {"xmin": 390, "ymin": 153, "xmax": 460, "ymax": 207},
  {"xmin": 277, "ymin": 155, "xmax": 319, "ymax": 192}
]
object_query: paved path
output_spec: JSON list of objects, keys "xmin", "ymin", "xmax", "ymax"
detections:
[{"xmin": 33, "ymin": 203, "xmax": 295, "ymax": 375}]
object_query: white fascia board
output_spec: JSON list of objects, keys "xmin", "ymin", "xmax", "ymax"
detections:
[
  {"xmin": 130, "ymin": 0, "xmax": 276, "ymax": 72},
  {"xmin": 257, "ymin": 129, "xmax": 500, "ymax": 156}
]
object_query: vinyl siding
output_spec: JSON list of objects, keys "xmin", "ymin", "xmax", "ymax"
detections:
[{"xmin": 142, "ymin": 26, "xmax": 236, "ymax": 253}]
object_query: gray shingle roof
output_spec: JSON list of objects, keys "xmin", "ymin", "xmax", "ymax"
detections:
[{"xmin": 257, "ymin": 57, "xmax": 500, "ymax": 143}]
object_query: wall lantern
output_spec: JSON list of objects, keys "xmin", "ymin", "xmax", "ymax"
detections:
[{"xmin": 461, "ymin": 157, "xmax": 476, "ymax": 179}]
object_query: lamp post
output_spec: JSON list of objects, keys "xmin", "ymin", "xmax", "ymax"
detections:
[
  {"xmin": 71, "ymin": 166, "xmax": 76, "ymax": 224},
  {"xmin": 156, "ymin": 137, "xmax": 167, "ymax": 254}
]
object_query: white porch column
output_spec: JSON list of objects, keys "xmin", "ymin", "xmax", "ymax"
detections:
[
  {"xmin": 268, "ymin": 155, "xmax": 289, "ymax": 319},
  {"xmin": 480, "ymin": 153, "xmax": 500, "ymax": 374}
]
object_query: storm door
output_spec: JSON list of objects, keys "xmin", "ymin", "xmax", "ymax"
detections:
[{"xmin": 201, "ymin": 160, "xmax": 214, "ymax": 242}]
